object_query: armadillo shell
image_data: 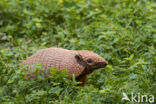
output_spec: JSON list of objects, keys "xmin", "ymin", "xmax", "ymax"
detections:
[{"xmin": 21, "ymin": 48, "xmax": 85, "ymax": 78}]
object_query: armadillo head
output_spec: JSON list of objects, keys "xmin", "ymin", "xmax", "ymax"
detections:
[{"xmin": 75, "ymin": 50, "xmax": 108, "ymax": 72}]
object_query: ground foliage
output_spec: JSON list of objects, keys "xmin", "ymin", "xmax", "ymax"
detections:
[{"xmin": 0, "ymin": 0, "xmax": 156, "ymax": 104}]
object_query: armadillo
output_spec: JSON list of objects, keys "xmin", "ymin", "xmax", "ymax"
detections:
[{"xmin": 21, "ymin": 47, "xmax": 108, "ymax": 86}]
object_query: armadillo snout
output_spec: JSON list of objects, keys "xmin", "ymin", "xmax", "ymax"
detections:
[
  {"xmin": 99, "ymin": 61, "xmax": 108, "ymax": 67},
  {"xmin": 93, "ymin": 61, "xmax": 108, "ymax": 69}
]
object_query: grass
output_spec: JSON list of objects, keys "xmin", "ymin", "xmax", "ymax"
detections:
[{"xmin": 0, "ymin": 0, "xmax": 156, "ymax": 103}]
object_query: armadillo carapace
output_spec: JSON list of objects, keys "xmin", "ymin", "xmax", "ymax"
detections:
[{"xmin": 21, "ymin": 47, "xmax": 108, "ymax": 85}]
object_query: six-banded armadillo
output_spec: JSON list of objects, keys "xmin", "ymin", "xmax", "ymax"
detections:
[{"xmin": 21, "ymin": 47, "xmax": 108, "ymax": 86}]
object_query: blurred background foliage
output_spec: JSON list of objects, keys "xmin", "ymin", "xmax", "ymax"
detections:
[{"xmin": 0, "ymin": 0, "xmax": 156, "ymax": 103}]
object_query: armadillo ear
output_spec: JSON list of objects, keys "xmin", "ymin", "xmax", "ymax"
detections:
[{"xmin": 75, "ymin": 54, "xmax": 83, "ymax": 62}]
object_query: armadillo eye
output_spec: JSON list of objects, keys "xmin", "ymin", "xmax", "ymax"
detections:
[{"xmin": 87, "ymin": 59, "xmax": 92, "ymax": 63}]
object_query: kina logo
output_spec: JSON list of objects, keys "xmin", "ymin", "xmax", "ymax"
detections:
[{"xmin": 122, "ymin": 92, "xmax": 154, "ymax": 103}]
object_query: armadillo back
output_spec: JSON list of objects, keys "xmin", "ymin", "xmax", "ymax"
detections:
[{"xmin": 22, "ymin": 48, "xmax": 85, "ymax": 78}]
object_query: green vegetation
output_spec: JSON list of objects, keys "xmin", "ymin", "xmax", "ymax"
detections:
[{"xmin": 0, "ymin": 0, "xmax": 156, "ymax": 103}]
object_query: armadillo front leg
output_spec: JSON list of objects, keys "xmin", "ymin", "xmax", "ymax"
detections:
[{"xmin": 76, "ymin": 74, "xmax": 87, "ymax": 86}]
